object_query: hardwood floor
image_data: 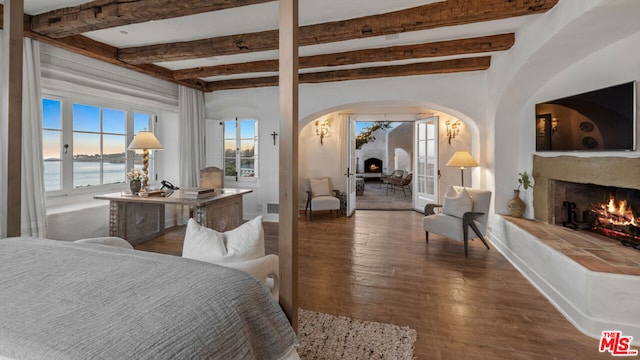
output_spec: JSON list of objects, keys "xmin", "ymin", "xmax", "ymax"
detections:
[{"xmin": 135, "ymin": 211, "xmax": 619, "ymax": 359}]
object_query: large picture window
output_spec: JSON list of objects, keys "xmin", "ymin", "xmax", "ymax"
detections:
[
  {"xmin": 224, "ymin": 118, "xmax": 258, "ymax": 180},
  {"xmin": 42, "ymin": 96, "xmax": 155, "ymax": 195}
]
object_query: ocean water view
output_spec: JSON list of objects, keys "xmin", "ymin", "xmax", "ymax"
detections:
[{"xmin": 45, "ymin": 160, "xmax": 126, "ymax": 191}]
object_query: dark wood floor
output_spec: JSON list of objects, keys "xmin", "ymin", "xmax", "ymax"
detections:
[{"xmin": 135, "ymin": 210, "xmax": 621, "ymax": 359}]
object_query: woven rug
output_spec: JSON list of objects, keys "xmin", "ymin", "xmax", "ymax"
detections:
[{"xmin": 297, "ymin": 309, "xmax": 416, "ymax": 360}]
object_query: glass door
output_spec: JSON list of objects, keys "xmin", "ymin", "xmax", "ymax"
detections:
[{"xmin": 413, "ymin": 116, "xmax": 438, "ymax": 212}]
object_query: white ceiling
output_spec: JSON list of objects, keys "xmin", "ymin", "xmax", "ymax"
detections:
[{"xmin": 6, "ymin": 0, "xmax": 538, "ymax": 83}]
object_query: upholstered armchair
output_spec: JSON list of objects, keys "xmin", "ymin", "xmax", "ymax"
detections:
[
  {"xmin": 305, "ymin": 177, "xmax": 341, "ymax": 220},
  {"xmin": 422, "ymin": 186, "xmax": 491, "ymax": 256}
]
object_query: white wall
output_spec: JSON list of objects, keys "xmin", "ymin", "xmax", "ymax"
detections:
[
  {"xmin": 386, "ymin": 123, "xmax": 412, "ymax": 173},
  {"xmin": 489, "ymin": 0, "xmax": 640, "ymax": 220},
  {"xmin": 206, "ymin": 72, "xmax": 489, "ymax": 216}
]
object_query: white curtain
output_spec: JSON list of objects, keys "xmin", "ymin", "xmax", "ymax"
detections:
[
  {"xmin": 0, "ymin": 35, "xmax": 47, "ymax": 237},
  {"xmin": 178, "ymin": 85, "xmax": 206, "ymax": 187},
  {"xmin": 21, "ymin": 38, "xmax": 47, "ymax": 237}
]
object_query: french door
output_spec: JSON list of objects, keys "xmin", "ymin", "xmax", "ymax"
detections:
[
  {"xmin": 413, "ymin": 116, "xmax": 439, "ymax": 212},
  {"xmin": 344, "ymin": 116, "xmax": 357, "ymax": 216}
]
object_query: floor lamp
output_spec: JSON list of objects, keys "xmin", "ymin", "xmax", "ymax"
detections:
[
  {"xmin": 445, "ymin": 151, "xmax": 479, "ymax": 187},
  {"xmin": 128, "ymin": 131, "xmax": 163, "ymax": 188}
]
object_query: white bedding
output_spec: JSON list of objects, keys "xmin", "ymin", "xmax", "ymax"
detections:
[{"xmin": 0, "ymin": 237, "xmax": 298, "ymax": 360}]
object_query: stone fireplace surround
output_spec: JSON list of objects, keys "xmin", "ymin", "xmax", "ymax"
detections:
[{"xmin": 490, "ymin": 155, "xmax": 640, "ymax": 344}]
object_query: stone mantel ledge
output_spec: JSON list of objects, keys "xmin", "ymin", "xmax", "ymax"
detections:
[{"xmin": 532, "ymin": 155, "xmax": 640, "ymax": 223}]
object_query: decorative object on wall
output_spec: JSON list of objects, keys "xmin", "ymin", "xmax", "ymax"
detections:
[
  {"xmin": 128, "ymin": 130, "xmax": 163, "ymax": 188},
  {"xmin": 445, "ymin": 151, "xmax": 479, "ymax": 187},
  {"xmin": 508, "ymin": 171, "xmax": 533, "ymax": 218},
  {"xmin": 270, "ymin": 131, "xmax": 278, "ymax": 145},
  {"xmin": 445, "ymin": 119, "xmax": 461, "ymax": 144},
  {"xmin": 315, "ymin": 119, "xmax": 329, "ymax": 144}
]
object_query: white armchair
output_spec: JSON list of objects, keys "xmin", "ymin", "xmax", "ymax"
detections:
[
  {"xmin": 181, "ymin": 216, "xmax": 280, "ymax": 299},
  {"xmin": 305, "ymin": 177, "xmax": 341, "ymax": 220},
  {"xmin": 422, "ymin": 186, "xmax": 491, "ymax": 256}
]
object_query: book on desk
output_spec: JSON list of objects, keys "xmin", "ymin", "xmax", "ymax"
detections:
[{"xmin": 179, "ymin": 187, "xmax": 217, "ymax": 199}]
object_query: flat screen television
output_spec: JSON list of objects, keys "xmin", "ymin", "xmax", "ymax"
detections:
[{"xmin": 535, "ymin": 81, "xmax": 636, "ymax": 151}]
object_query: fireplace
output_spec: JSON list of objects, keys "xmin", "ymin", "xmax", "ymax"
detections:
[
  {"xmin": 364, "ymin": 158, "xmax": 383, "ymax": 173},
  {"xmin": 553, "ymin": 181, "xmax": 640, "ymax": 248}
]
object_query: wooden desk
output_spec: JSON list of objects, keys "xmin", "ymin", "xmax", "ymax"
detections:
[{"xmin": 94, "ymin": 189, "xmax": 252, "ymax": 244}]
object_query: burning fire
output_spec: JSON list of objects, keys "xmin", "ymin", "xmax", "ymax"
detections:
[
  {"xmin": 369, "ymin": 164, "xmax": 380, "ymax": 172},
  {"xmin": 593, "ymin": 195, "xmax": 639, "ymax": 227}
]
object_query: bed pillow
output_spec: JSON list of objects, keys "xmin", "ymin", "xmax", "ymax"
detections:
[
  {"xmin": 182, "ymin": 216, "xmax": 265, "ymax": 264},
  {"xmin": 442, "ymin": 186, "xmax": 473, "ymax": 218},
  {"xmin": 310, "ymin": 177, "xmax": 331, "ymax": 196}
]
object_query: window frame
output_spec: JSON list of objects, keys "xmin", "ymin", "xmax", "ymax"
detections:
[
  {"xmin": 42, "ymin": 92, "xmax": 158, "ymax": 197},
  {"xmin": 223, "ymin": 117, "xmax": 259, "ymax": 184}
]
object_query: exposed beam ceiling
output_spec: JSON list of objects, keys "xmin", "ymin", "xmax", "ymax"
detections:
[
  {"xmin": 118, "ymin": 0, "xmax": 556, "ymax": 64},
  {"xmin": 31, "ymin": 0, "xmax": 277, "ymax": 38},
  {"xmin": 1, "ymin": 0, "xmax": 560, "ymax": 92},
  {"xmin": 173, "ymin": 33, "xmax": 514, "ymax": 79},
  {"xmin": 206, "ymin": 56, "xmax": 492, "ymax": 92}
]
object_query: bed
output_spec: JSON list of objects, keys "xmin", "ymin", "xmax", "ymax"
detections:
[{"xmin": 0, "ymin": 237, "xmax": 299, "ymax": 360}]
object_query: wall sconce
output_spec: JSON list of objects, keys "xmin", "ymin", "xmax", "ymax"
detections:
[
  {"xmin": 551, "ymin": 117, "xmax": 558, "ymax": 135},
  {"xmin": 315, "ymin": 119, "xmax": 329, "ymax": 145},
  {"xmin": 445, "ymin": 120, "xmax": 461, "ymax": 144}
]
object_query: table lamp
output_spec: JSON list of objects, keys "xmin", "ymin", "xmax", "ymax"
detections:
[
  {"xmin": 128, "ymin": 131, "xmax": 163, "ymax": 188},
  {"xmin": 446, "ymin": 151, "xmax": 479, "ymax": 187}
]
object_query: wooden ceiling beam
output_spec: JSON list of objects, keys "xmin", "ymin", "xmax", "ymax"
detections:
[
  {"xmin": 174, "ymin": 33, "xmax": 514, "ymax": 80},
  {"xmin": 119, "ymin": 0, "xmax": 556, "ymax": 64},
  {"xmin": 205, "ymin": 56, "xmax": 491, "ymax": 92},
  {"xmin": 27, "ymin": 30, "xmax": 206, "ymax": 90},
  {"xmin": 30, "ymin": 0, "xmax": 276, "ymax": 39}
]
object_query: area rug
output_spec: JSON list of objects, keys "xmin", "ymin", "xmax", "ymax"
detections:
[{"xmin": 297, "ymin": 309, "xmax": 416, "ymax": 360}]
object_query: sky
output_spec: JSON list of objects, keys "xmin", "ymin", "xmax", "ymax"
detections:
[{"xmin": 42, "ymin": 99, "xmax": 151, "ymax": 159}]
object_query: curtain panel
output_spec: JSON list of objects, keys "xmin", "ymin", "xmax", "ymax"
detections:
[
  {"xmin": 21, "ymin": 39, "xmax": 48, "ymax": 237},
  {"xmin": 178, "ymin": 86, "xmax": 206, "ymax": 188}
]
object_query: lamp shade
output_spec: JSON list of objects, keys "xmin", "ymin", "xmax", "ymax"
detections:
[
  {"xmin": 446, "ymin": 151, "xmax": 479, "ymax": 168},
  {"xmin": 127, "ymin": 131, "xmax": 163, "ymax": 150}
]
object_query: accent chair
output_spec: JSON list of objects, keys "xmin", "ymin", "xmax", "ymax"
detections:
[{"xmin": 422, "ymin": 186, "xmax": 491, "ymax": 256}]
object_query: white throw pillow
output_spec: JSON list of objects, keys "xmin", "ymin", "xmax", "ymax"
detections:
[
  {"xmin": 182, "ymin": 216, "xmax": 265, "ymax": 264},
  {"xmin": 442, "ymin": 186, "xmax": 473, "ymax": 218},
  {"xmin": 310, "ymin": 177, "xmax": 331, "ymax": 196}
]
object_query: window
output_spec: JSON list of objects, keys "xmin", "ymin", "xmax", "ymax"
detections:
[
  {"xmin": 224, "ymin": 118, "xmax": 258, "ymax": 180},
  {"xmin": 42, "ymin": 96, "xmax": 155, "ymax": 195}
]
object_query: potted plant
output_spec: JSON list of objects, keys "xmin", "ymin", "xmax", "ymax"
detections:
[{"xmin": 508, "ymin": 171, "xmax": 533, "ymax": 217}]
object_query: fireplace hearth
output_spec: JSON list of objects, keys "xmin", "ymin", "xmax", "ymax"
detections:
[
  {"xmin": 364, "ymin": 158, "xmax": 383, "ymax": 173},
  {"xmin": 555, "ymin": 181, "xmax": 640, "ymax": 250}
]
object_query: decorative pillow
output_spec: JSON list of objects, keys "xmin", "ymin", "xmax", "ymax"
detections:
[
  {"xmin": 310, "ymin": 177, "xmax": 331, "ymax": 196},
  {"xmin": 442, "ymin": 186, "xmax": 473, "ymax": 218},
  {"xmin": 182, "ymin": 216, "xmax": 265, "ymax": 264}
]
